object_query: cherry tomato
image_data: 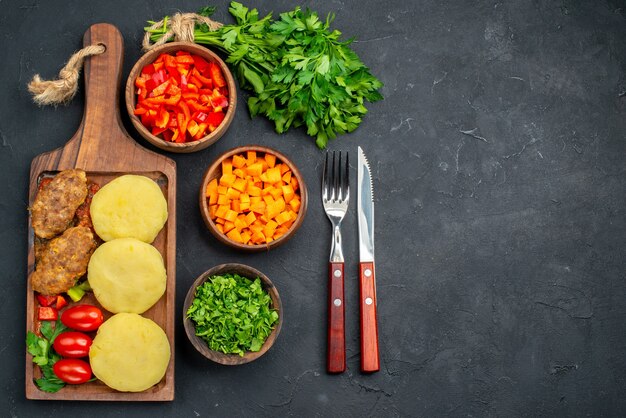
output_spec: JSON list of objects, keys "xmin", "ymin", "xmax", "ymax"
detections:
[
  {"xmin": 60, "ymin": 305, "xmax": 104, "ymax": 332},
  {"xmin": 53, "ymin": 331, "xmax": 92, "ymax": 358},
  {"xmin": 53, "ymin": 359, "xmax": 92, "ymax": 384}
]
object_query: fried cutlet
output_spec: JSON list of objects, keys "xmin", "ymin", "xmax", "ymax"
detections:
[
  {"xmin": 30, "ymin": 226, "xmax": 97, "ymax": 295},
  {"xmin": 31, "ymin": 169, "xmax": 88, "ymax": 239}
]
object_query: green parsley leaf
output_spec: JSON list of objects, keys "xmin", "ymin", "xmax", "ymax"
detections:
[
  {"xmin": 35, "ymin": 365, "xmax": 65, "ymax": 393},
  {"xmin": 27, "ymin": 319, "xmax": 68, "ymax": 393}
]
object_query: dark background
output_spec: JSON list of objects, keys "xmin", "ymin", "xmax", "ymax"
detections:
[{"xmin": 1, "ymin": 0, "xmax": 625, "ymax": 416}]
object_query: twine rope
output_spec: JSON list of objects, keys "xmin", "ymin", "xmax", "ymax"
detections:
[
  {"xmin": 28, "ymin": 44, "xmax": 106, "ymax": 106},
  {"xmin": 142, "ymin": 12, "xmax": 223, "ymax": 51}
]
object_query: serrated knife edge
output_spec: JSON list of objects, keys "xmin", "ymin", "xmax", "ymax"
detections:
[{"xmin": 357, "ymin": 146, "xmax": 375, "ymax": 262}]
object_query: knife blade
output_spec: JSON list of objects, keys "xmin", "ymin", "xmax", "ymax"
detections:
[{"xmin": 357, "ymin": 146, "xmax": 380, "ymax": 372}]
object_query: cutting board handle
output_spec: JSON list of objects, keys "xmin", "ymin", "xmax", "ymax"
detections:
[{"xmin": 79, "ymin": 23, "xmax": 126, "ymax": 151}]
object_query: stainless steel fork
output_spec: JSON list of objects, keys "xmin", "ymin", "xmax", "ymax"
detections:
[{"xmin": 322, "ymin": 151, "xmax": 349, "ymax": 373}]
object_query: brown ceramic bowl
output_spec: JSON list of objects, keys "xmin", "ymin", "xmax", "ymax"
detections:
[
  {"xmin": 183, "ymin": 263, "xmax": 283, "ymax": 365},
  {"xmin": 125, "ymin": 42, "xmax": 237, "ymax": 153},
  {"xmin": 199, "ymin": 145, "xmax": 308, "ymax": 251}
]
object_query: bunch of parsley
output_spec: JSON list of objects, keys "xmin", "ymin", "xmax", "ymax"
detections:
[
  {"xmin": 186, "ymin": 273, "xmax": 279, "ymax": 356},
  {"xmin": 147, "ymin": 2, "xmax": 383, "ymax": 148}
]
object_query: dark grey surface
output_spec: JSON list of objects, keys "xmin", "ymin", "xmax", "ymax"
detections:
[{"xmin": 1, "ymin": 0, "xmax": 625, "ymax": 416}]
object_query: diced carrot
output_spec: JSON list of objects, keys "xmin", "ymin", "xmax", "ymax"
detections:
[
  {"xmin": 232, "ymin": 178, "xmax": 247, "ymax": 192},
  {"xmin": 222, "ymin": 159, "xmax": 233, "ymax": 175},
  {"xmin": 281, "ymin": 171, "xmax": 292, "ymax": 183},
  {"xmin": 241, "ymin": 231, "xmax": 252, "ymax": 244},
  {"xmin": 291, "ymin": 177, "xmax": 299, "ymax": 191},
  {"xmin": 220, "ymin": 173, "xmax": 236, "ymax": 187},
  {"xmin": 247, "ymin": 150, "xmax": 256, "ymax": 165},
  {"xmin": 266, "ymin": 202, "xmax": 281, "ymax": 220},
  {"xmin": 246, "ymin": 162, "xmax": 263, "ymax": 177},
  {"xmin": 263, "ymin": 220, "xmax": 278, "ymax": 237},
  {"xmin": 217, "ymin": 194, "xmax": 230, "ymax": 205},
  {"xmin": 251, "ymin": 231, "xmax": 265, "ymax": 243},
  {"xmin": 282, "ymin": 184, "xmax": 295, "ymax": 203},
  {"xmin": 269, "ymin": 187, "xmax": 283, "ymax": 200},
  {"xmin": 226, "ymin": 187, "xmax": 240, "ymax": 200},
  {"xmin": 224, "ymin": 210, "xmax": 238, "ymax": 222},
  {"xmin": 275, "ymin": 211, "xmax": 292, "ymax": 225},
  {"xmin": 247, "ymin": 184, "xmax": 262, "ymax": 197},
  {"xmin": 226, "ymin": 228, "xmax": 243, "ymax": 243},
  {"xmin": 279, "ymin": 164, "xmax": 290, "ymax": 175},
  {"xmin": 233, "ymin": 168, "xmax": 246, "ymax": 178},
  {"xmin": 266, "ymin": 167, "xmax": 282, "ymax": 183},
  {"xmin": 265, "ymin": 153, "xmax": 276, "ymax": 168},
  {"xmin": 206, "ymin": 178, "xmax": 218, "ymax": 197},
  {"xmin": 216, "ymin": 223, "xmax": 224, "ymax": 233},
  {"xmin": 217, "ymin": 185, "xmax": 228, "ymax": 195},
  {"xmin": 231, "ymin": 199, "xmax": 241, "ymax": 212},
  {"xmin": 232, "ymin": 154, "xmax": 247, "ymax": 168},
  {"xmin": 215, "ymin": 205, "xmax": 229, "ymax": 219},
  {"xmin": 208, "ymin": 204, "xmax": 218, "ymax": 219},
  {"xmin": 223, "ymin": 221, "xmax": 235, "ymax": 233},
  {"xmin": 245, "ymin": 211, "xmax": 256, "ymax": 225},
  {"xmin": 289, "ymin": 197, "xmax": 301, "ymax": 212},
  {"xmin": 250, "ymin": 201, "xmax": 266, "ymax": 214},
  {"xmin": 240, "ymin": 193, "xmax": 250, "ymax": 203},
  {"xmin": 234, "ymin": 217, "xmax": 247, "ymax": 231},
  {"xmin": 262, "ymin": 195, "xmax": 274, "ymax": 206}
]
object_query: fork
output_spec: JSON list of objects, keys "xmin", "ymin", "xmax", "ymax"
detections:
[{"xmin": 322, "ymin": 151, "xmax": 349, "ymax": 373}]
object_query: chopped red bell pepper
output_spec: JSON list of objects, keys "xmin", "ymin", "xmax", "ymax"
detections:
[
  {"xmin": 192, "ymin": 55, "xmax": 210, "ymax": 73},
  {"xmin": 142, "ymin": 63, "xmax": 155, "ymax": 76},
  {"xmin": 133, "ymin": 51, "xmax": 229, "ymax": 143},
  {"xmin": 175, "ymin": 54, "xmax": 195, "ymax": 65},
  {"xmin": 155, "ymin": 108, "xmax": 170, "ymax": 129},
  {"xmin": 56, "ymin": 295, "xmax": 68, "ymax": 310},
  {"xmin": 38, "ymin": 306, "xmax": 58, "ymax": 321},
  {"xmin": 207, "ymin": 112, "xmax": 225, "ymax": 130},
  {"xmin": 37, "ymin": 294, "xmax": 57, "ymax": 307},
  {"xmin": 209, "ymin": 63, "xmax": 226, "ymax": 88}
]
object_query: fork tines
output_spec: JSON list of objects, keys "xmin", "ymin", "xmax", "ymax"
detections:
[{"xmin": 323, "ymin": 151, "xmax": 349, "ymax": 203}]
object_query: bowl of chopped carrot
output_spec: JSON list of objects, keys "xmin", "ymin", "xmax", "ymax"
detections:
[
  {"xmin": 199, "ymin": 145, "xmax": 308, "ymax": 251},
  {"xmin": 125, "ymin": 42, "xmax": 237, "ymax": 153}
]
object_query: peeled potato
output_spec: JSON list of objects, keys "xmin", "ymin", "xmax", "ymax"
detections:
[
  {"xmin": 91, "ymin": 174, "xmax": 167, "ymax": 243},
  {"xmin": 90, "ymin": 313, "xmax": 170, "ymax": 392},
  {"xmin": 88, "ymin": 238, "xmax": 166, "ymax": 314}
]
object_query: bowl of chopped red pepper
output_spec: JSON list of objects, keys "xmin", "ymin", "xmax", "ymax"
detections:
[{"xmin": 125, "ymin": 42, "xmax": 237, "ymax": 153}]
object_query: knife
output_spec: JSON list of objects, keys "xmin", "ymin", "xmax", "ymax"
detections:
[{"xmin": 357, "ymin": 146, "xmax": 380, "ymax": 372}]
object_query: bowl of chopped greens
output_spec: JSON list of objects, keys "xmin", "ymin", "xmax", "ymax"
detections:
[{"xmin": 183, "ymin": 263, "xmax": 282, "ymax": 364}]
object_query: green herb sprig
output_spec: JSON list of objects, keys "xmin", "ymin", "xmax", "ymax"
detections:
[
  {"xmin": 186, "ymin": 273, "xmax": 279, "ymax": 356},
  {"xmin": 146, "ymin": 2, "xmax": 383, "ymax": 148},
  {"xmin": 26, "ymin": 319, "xmax": 69, "ymax": 393}
]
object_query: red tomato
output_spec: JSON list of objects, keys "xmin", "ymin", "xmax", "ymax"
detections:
[
  {"xmin": 61, "ymin": 305, "xmax": 104, "ymax": 332},
  {"xmin": 53, "ymin": 332, "xmax": 92, "ymax": 358},
  {"xmin": 53, "ymin": 359, "xmax": 92, "ymax": 384}
]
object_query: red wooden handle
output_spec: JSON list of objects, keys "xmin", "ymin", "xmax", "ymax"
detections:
[
  {"xmin": 359, "ymin": 261, "xmax": 379, "ymax": 372},
  {"xmin": 327, "ymin": 262, "xmax": 346, "ymax": 373}
]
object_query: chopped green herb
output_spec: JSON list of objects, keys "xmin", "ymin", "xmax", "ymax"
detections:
[
  {"xmin": 186, "ymin": 273, "xmax": 279, "ymax": 356},
  {"xmin": 147, "ymin": 2, "xmax": 383, "ymax": 148},
  {"xmin": 26, "ymin": 319, "xmax": 69, "ymax": 393}
]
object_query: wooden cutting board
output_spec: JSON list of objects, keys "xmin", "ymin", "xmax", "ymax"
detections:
[{"xmin": 25, "ymin": 23, "xmax": 176, "ymax": 401}]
